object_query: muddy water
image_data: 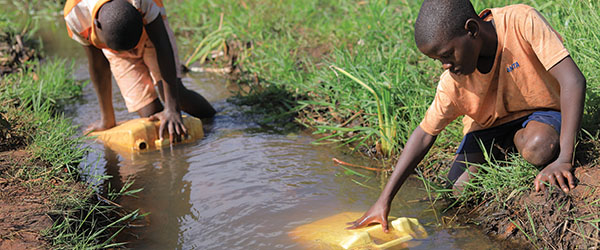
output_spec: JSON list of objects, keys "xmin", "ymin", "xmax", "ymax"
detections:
[
  {"xmin": 63, "ymin": 75, "xmax": 501, "ymax": 250},
  {"xmin": 42, "ymin": 20, "xmax": 502, "ymax": 250}
]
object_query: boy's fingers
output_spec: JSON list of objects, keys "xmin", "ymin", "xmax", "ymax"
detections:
[
  {"xmin": 345, "ymin": 223, "xmax": 358, "ymax": 230},
  {"xmin": 346, "ymin": 217, "xmax": 369, "ymax": 230},
  {"xmin": 564, "ymin": 171, "xmax": 575, "ymax": 188},
  {"xmin": 555, "ymin": 174, "xmax": 569, "ymax": 192},
  {"xmin": 168, "ymin": 122, "xmax": 175, "ymax": 143},
  {"xmin": 175, "ymin": 123, "xmax": 182, "ymax": 138},
  {"xmin": 534, "ymin": 175, "xmax": 543, "ymax": 192},
  {"xmin": 381, "ymin": 218, "xmax": 389, "ymax": 233},
  {"xmin": 538, "ymin": 176, "xmax": 547, "ymax": 192},
  {"xmin": 159, "ymin": 122, "xmax": 165, "ymax": 140},
  {"xmin": 346, "ymin": 220, "xmax": 364, "ymax": 229},
  {"xmin": 182, "ymin": 124, "xmax": 188, "ymax": 135},
  {"xmin": 547, "ymin": 176, "xmax": 557, "ymax": 188}
]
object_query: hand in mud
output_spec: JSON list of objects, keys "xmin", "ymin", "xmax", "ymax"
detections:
[
  {"xmin": 534, "ymin": 160, "xmax": 575, "ymax": 193},
  {"xmin": 149, "ymin": 109, "xmax": 187, "ymax": 143},
  {"xmin": 346, "ymin": 199, "xmax": 391, "ymax": 232},
  {"xmin": 84, "ymin": 120, "xmax": 116, "ymax": 134}
]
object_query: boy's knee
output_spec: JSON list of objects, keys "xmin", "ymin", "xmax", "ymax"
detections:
[{"xmin": 514, "ymin": 122, "xmax": 559, "ymax": 166}]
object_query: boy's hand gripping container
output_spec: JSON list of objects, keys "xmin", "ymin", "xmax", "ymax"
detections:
[
  {"xmin": 89, "ymin": 115, "xmax": 204, "ymax": 152},
  {"xmin": 288, "ymin": 212, "xmax": 428, "ymax": 249}
]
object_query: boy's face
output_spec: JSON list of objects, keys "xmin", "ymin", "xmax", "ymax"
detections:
[{"xmin": 417, "ymin": 33, "xmax": 481, "ymax": 76}]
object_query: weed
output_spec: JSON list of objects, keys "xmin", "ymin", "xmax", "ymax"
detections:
[
  {"xmin": 330, "ymin": 65, "xmax": 398, "ymax": 156},
  {"xmin": 0, "ymin": 51, "xmax": 136, "ymax": 248}
]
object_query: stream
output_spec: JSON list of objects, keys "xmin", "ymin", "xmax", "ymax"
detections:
[{"xmin": 41, "ymin": 17, "xmax": 502, "ymax": 250}]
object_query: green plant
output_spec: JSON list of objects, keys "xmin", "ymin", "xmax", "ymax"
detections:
[
  {"xmin": 184, "ymin": 25, "xmax": 233, "ymax": 67},
  {"xmin": 330, "ymin": 65, "xmax": 397, "ymax": 156}
]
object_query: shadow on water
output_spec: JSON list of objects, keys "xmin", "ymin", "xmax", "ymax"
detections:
[{"xmin": 41, "ymin": 16, "xmax": 502, "ymax": 250}]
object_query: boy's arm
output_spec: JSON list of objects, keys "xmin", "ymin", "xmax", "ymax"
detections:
[
  {"xmin": 535, "ymin": 56, "xmax": 586, "ymax": 192},
  {"xmin": 347, "ymin": 126, "xmax": 436, "ymax": 232},
  {"xmin": 145, "ymin": 16, "xmax": 187, "ymax": 142},
  {"xmin": 83, "ymin": 45, "xmax": 116, "ymax": 132}
]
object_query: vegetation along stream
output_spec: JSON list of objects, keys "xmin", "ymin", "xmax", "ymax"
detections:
[
  {"xmin": 62, "ymin": 49, "xmax": 501, "ymax": 249},
  {"xmin": 3, "ymin": 0, "xmax": 598, "ymax": 248}
]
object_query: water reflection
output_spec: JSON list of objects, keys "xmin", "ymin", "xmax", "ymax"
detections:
[{"xmin": 45, "ymin": 17, "xmax": 500, "ymax": 249}]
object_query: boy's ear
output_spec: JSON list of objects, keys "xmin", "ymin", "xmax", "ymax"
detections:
[
  {"xmin": 464, "ymin": 18, "xmax": 479, "ymax": 38},
  {"xmin": 94, "ymin": 19, "xmax": 102, "ymax": 30}
]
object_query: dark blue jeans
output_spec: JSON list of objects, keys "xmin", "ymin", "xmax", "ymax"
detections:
[{"xmin": 447, "ymin": 111, "xmax": 561, "ymax": 184}]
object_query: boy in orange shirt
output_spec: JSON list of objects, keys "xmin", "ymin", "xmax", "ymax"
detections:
[
  {"xmin": 349, "ymin": 0, "xmax": 586, "ymax": 231},
  {"xmin": 64, "ymin": 0, "xmax": 215, "ymax": 142}
]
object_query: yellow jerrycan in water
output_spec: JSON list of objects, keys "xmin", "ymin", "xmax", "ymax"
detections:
[
  {"xmin": 288, "ymin": 212, "xmax": 427, "ymax": 250},
  {"xmin": 89, "ymin": 115, "xmax": 204, "ymax": 152}
]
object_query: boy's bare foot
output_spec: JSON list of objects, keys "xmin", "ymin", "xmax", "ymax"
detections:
[{"xmin": 84, "ymin": 120, "xmax": 115, "ymax": 134}]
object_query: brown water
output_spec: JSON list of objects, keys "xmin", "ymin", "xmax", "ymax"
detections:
[{"xmin": 40, "ymin": 17, "xmax": 502, "ymax": 250}]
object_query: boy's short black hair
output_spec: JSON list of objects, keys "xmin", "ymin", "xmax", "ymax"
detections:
[
  {"xmin": 97, "ymin": 0, "xmax": 143, "ymax": 51},
  {"xmin": 414, "ymin": 0, "xmax": 478, "ymax": 47}
]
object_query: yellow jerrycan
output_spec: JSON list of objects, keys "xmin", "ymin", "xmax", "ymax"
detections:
[
  {"xmin": 288, "ymin": 212, "xmax": 427, "ymax": 250},
  {"xmin": 89, "ymin": 115, "xmax": 204, "ymax": 152}
]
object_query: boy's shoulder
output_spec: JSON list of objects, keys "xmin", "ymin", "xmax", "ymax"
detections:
[
  {"xmin": 490, "ymin": 4, "xmax": 545, "ymax": 23},
  {"xmin": 491, "ymin": 4, "xmax": 536, "ymax": 14}
]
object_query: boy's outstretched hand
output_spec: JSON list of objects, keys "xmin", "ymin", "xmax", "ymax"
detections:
[
  {"xmin": 149, "ymin": 109, "xmax": 188, "ymax": 143},
  {"xmin": 346, "ymin": 199, "xmax": 391, "ymax": 233},
  {"xmin": 534, "ymin": 160, "xmax": 575, "ymax": 193}
]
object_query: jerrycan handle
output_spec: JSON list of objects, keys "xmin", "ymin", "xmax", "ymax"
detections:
[
  {"xmin": 373, "ymin": 235, "xmax": 413, "ymax": 249},
  {"xmin": 374, "ymin": 217, "xmax": 424, "ymax": 248},
  {"xmin": 369, "ymin": 217, "xmax": 418, "ymax": 249},
  {"xmin": 339, "ymin": 218, "xmax": 417, "ymax": 249}
]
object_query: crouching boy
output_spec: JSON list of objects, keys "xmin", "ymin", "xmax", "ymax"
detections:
[
  {"xmin": 349, "ymin": 0, "xmax": 586, "ymax": 231},
  {"xmin": 64, "ymin": 0, "xmax": 216, "ymax": 142}
]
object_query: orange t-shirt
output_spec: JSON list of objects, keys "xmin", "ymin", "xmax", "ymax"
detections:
[{"xmin": 419, "ymin": 4, "xmax": 570, "ymax": 136}]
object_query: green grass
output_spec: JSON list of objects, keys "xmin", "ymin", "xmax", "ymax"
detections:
[
  {"xmin": 167, "ymin": 0, "xmax": 599, "ymax": 247},
  {"xmin": 450, "ymin": 153, "xmax": 539, "ymax": 209},
  {"xmin": 168, "ymin": 0, "xmax": 599, "ymax": 160},
  {"xmin": 0, "ymin": 53, "xmax": 140, "ymax": 248}
]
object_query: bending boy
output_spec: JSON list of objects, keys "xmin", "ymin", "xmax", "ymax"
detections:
[
  {"xmin": 64, "ymin": 0, "xmax": 216, "ymax": 141},
  {"xmin": 349, "ymin": 0, "xmax": 585, "ymax": 231}
]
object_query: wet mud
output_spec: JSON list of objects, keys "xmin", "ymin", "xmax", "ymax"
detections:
[
  {"xmin": 0, "ymin": 150, "xmax": 53, "ymax": 249},
  {"xmin": 455, "ymin": 139, "xmax": 600, "ymax": 249}
]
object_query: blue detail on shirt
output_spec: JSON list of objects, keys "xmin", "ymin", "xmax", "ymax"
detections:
[{"xmin": 507, "ymin": 61, "xmax": 520, "ymax": 72}]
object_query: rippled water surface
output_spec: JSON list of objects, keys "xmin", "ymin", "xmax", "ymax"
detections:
[{"xmin": 44, "ymin": 21, "xmax": 501, "ymax": 250}]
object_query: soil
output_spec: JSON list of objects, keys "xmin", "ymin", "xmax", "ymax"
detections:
[
  {"xmin": 456, "ymin": 138, "xmax": 600, "ymax": 249},
  {"xmin": 0, "ymin": 150, "xmax": 52, "ymax": 250},
  {"xmin": 0, "ymin": 27, "xmax": 54, "ymax": 249}
]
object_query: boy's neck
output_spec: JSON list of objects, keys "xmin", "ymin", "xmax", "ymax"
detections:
[{"xmin": 476, "ymin": 20, "xmax": 498, "ymax": 74}]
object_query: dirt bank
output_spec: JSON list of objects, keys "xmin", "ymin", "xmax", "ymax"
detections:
[
  {"xmin": 453, "ymin": 139, "xmax": 600, "ymax": 249},
  {"xmin": 0, "ymin": 31, "xmax": 52, "ymax": 248},
  {"xmin": 0, "ymin": 150, "xmax": 53, "ymax": 249}
]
